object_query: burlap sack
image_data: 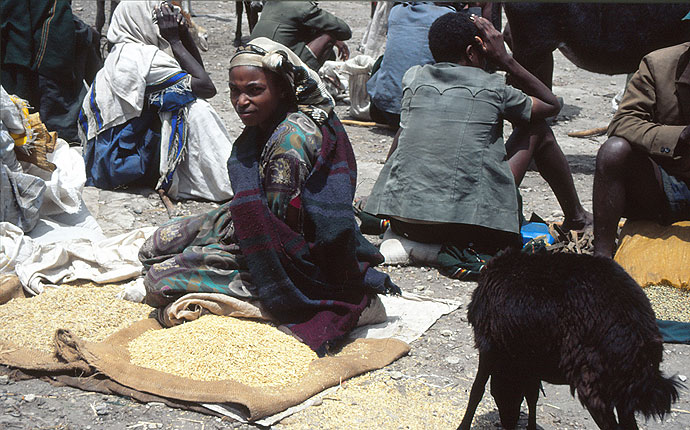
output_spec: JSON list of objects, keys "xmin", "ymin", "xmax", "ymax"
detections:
[
  {"xmin": 54, "ymin": 318, "xmax": 410, "ymax": 421},
  {"xmin": 159, "ymin": 292, "xmax": 274, "ymax": 327},
  {"xmin": 0, "ymin": 275, "xmax": 89, "ymax": 372},
  {"xmin": 614, "ymin": 220, "xmax": 690, "ymax": 290}
]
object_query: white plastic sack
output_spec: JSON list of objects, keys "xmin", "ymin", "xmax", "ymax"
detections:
[
  {"xmin": 22, "ymin": 138, "xmax": 86, "ymax": 216},
  {"xmin": 342, "ymin": 55, "xmax": 376, "ymax": 121}
]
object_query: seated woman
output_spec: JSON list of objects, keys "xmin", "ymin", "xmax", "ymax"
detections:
[
  {"xmin": 363, "ymin": 12, "xmax": 592, "ymax": 275},
  {"xmin": 139, "ymin": 37, "xmax": 399, "ymax": 354},
  {"xmin": 78, "ymin": 1, "xmax": 233, "ymax": 202}
]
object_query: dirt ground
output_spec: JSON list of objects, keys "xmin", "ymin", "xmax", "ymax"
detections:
[{"xmin": 1, "ymin": 2, "xmax": 689, "ymax": 429}]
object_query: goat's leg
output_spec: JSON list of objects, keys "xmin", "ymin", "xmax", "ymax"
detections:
[
  {"xmin": 234, "ymin": 1, "xmax": 244, "ymax": 46},
  {"xmin": 617, "ymin": 409, "xmax": 639, "ymax": 430},
  {"xmin": 457, "ymin": 352, "xmax": 492, "ymax": 430},
  {"xmin": 524, "ymin": 379, "xmax": 540, "ymax": 430},
  {"xmin": 95, "ymin": 0, "xmax": 106, "ymax": 34},
  {"xmin": 584, "ymin": 405, "xmax": 619, "ymax": 430},
  {"xmin": 247, "ymin": 1, "xmax": 259, "ymax": 33},
  {"xmin": 109, "ymin": 0, "xmax": 119, "ymax": 25}
]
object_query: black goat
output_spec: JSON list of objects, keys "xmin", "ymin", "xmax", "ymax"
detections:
[
  {"xmin": 498, "ymin": 3, "xmax": 690, "ymax": 89},
  {"xmin": 458, "ymin": 250, "xmax": 682, "ymax": 430}
]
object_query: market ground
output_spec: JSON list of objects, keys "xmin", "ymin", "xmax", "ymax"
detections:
[{"xmin": 1, "ymin": 2, "xmax": 688, "ymax": 429}]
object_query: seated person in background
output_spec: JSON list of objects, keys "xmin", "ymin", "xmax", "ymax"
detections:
[
  {"xmin": 139, "ymin": 38, "xmax": 398, "ymax": 354},
  {"xmin": 367, "ymin": 2, "xmax": 460, "ymax": 129},
  {"xmin": 364, "ymin": 12, "xmax": 591, "ymax": 269},
  {"xmin": 79, "ymin": 1, "xmax": 233, "ymax": 202},
  {"xmin": 249, "ymin": 1, "xmax": 351, "ymax": 72},
  {"xmin": 593, "ymin": 40, "xmax": 690, "ymax": 258},
  {"xmin": 0, "ymin": 0, "xmax": 101, "ymax": 142}
]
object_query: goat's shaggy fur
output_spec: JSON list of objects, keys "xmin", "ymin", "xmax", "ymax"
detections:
[{"xmin": 458, "ymin": 249, "xmax": 682, "ymax": 430}]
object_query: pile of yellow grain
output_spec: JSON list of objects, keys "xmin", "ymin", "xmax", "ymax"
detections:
[
  {"xmin": 277, "ymin": 371, "xmax": 497, "ymax": 430},
  {"xmin": 644, "ymin": 284, "xmax": 690, "ymax": 323},
  {"xmin": 0, "ymin": 283, "xmax": 153, "ymax": 354},
  {"xmin": 128, "ymin": 315, "xmax": 318, "ymax": 387}
]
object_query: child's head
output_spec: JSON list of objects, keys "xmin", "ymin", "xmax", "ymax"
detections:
[{"xmin": 428, "ymin": 11, "xmax": 481, "ymax": 64}]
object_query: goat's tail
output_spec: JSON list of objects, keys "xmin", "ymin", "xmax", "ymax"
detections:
[{"xmin": 621, "ymin": 373, "xmax": 683, "ymax": 421}]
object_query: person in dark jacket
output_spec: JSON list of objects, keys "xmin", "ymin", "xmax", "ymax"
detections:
[
  {"xmin": 249, "ymin": 1, "xmax": 351, "ymax": 71},
  {"xmin": 0, "ymin": 0, "xmax": 101, "ymax": 142}
]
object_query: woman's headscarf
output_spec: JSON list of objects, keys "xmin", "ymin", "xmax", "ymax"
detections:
[
  {"xmin": 229, "ymin": 37, "xmax": 334, "ymax": 126},
  {"xmin": 107, "ymin": 0, "xmax": 171, "ymax": 50}
]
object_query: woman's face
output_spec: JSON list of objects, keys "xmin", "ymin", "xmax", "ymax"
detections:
[{"xmin": 229, "ymin": 66, "xmax": 286, "ymax": 129}]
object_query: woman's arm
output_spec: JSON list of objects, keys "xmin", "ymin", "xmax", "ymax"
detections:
[{"xmin": 156, "ymin": 4, "xmax": 216, "ymax": 99}]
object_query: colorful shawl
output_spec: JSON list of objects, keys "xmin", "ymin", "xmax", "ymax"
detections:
[
  {"xmin": 228, "ymin": 112, "xmax": 399, "ymax": 353},
  {"xmin": 227, "ymin": 38, "xmax": 398, "ymax": 352}
]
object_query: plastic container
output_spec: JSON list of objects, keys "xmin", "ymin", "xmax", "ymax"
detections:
[{"xmin": 520, "ymin": 222, "xmax": 556, "ymax": 245}]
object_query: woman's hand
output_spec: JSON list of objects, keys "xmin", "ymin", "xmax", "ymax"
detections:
[
  {"xmin": 471, "ymin": 15, "xmax": 511, "ymax": 68},
  {"xmin": 155, "ymin": 3, "xmax": 184, "ymax": 43}
]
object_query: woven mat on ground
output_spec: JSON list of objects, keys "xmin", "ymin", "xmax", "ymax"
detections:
[
  {"xmin": 614, "ymin": 220, "xmax": 690, "ymax": 290},
  {"xmin": 55, "ymin": 320, "xmax": 409, "ymax": 421},
  {"xmin": 0, "ymin": 278, "xmax": 418, "ymax": 421}
]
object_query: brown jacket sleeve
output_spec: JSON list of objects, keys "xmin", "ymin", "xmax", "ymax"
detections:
[{"xmin": 608, "ymin": 55, "xmax": 685, "ymax": 158}]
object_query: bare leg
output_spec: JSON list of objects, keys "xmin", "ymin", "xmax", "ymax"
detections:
[
  {"xmin": 507, "ymin": 120, "xmax": 592, "ymax": 231},
  {"xmin": 592, "ymin": 137, "xmax": 665, "ymax": 258}
]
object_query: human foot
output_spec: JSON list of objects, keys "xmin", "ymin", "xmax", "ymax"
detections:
[{"xmin": 560, "ymin": 211, "xmax": 593, "ymax": 233}]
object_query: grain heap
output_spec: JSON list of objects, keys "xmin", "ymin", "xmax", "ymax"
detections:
[
  {"xmin": 128, "ymin": 315, "xmax": 318, "ymax": 387},
  {"xmin": 0, "ymin": 284, "xmax": 153, "ymax": 354},
  {"xmin": 644, "ymin": 284, "xmax": 690, "ymax": 323},
  {"xmin": 277, "ymin": 371, "xmax": 497, "ymax": 430}
]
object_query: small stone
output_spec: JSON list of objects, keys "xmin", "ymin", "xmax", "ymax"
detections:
[
  {"xmin": 132, "ymin": 205, "xmax": 144, "ymax": 214},
  {"xmin": 389, "ymin": 371, "xmax": 404, "ymax": 380},
  {"xmin": 0, "ymin": 376, "xmax": 9, "ymax": 385},
  {"xmin": 23, "ymin": 394, "xmax": 35, "ymax": 403},
  {"xmin": 440, "ymin": 329, "xmax": 453, "ymax": 337},
  {"xmin": 678, "ymin": 374, "xmax": 687, "ymax": 382},
  {"xmin": 445, "ymin": 356, "xmax": 461, "ymax": 365},
  {"xmin": 94, "ymin": 403, "xmax": 109, "ymax": 415},
  {"xmin": 414, "ymin": 285, "xmax": 426, "ymax": 291}
]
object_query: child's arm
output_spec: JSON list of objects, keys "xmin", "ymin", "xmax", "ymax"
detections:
[{"xmin": 472, "ymin": 16, "xmax": 560, "ymax": 120}]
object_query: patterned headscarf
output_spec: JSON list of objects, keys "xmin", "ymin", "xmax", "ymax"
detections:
[{"xmin": 229, "ymin": 37, "xmax": 334, "ymax": 126}]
